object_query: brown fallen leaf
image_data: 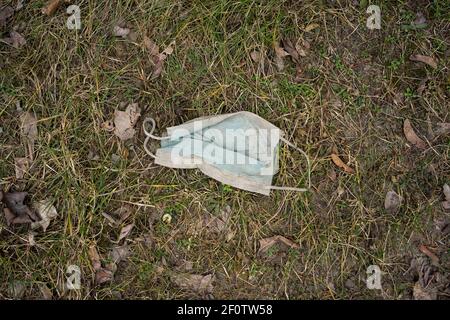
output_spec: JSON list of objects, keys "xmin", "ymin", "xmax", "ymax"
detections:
[
  {"xmin": 42, "ymin": 0, "xmax": 62, "ymax": 15},
  {"xmin": 113, "ymin": 103, "xmax": 141, "ymax": 141},
  {"xmin": 410, "ymin": 54, "xmax": 438, "ymax": 69},
  {"xmin": 196, "ymin": 205, "xmax": 232, "ymax": 236},
  {"xmin": 281, "ymin": 39, "xmax": 299, "ymax": 64},
  {"xmin": 384, "ymin": 191, "xmax": 402, "ymax": 214},
  {"xmin": 304, "ymin": 23, "xmax": 319, "ymax": 32},
  {"xmin": 273, "ymin": 41, "xmax": 289, "ymax": 71},
  {"xmin": 88, "ymin": 245, "xmax": 114, "ymax": 285},
  {"xmin": 31, "ymin": 199, "xmax": 58, "ymax": 232},
  {"xmin": 143, "ymin": 36, "xmax": 159, "ymax": 57},
  {"xmin": 117, "ymin": 223, "xmax": 134, "ymax": 242},
  {"xmin": 19, "ymin": 111, "xmax": 38, "ymax": 159},
  {"xmin": 39, "ymin": 284, "xmax": 53, "ymax": 300},
  {"xmin": 14, "ymin": 157, "xmax": 31, "ymax": 179},
  {"xmin": 2, "ymin": 31, "xmax": 26, "ymax": 49},
  {"xmin": 413, "ymin": 281, "xmax": 437, "ymax": 300},
  {"xmin": 418, "ymin": 244, "xmax": 439, "ymax": 265},
  {"xmin": 0, "ymin": 6, "xmax": 14, "ymax": 27},
  {"xmin": 403, "ymin": 119, "xmax": 427, "ymax": 149},
  {"xmin": 171, "ymin": 273, "xmax": 215, "ymax": 294},
  {"xmin": 435, "ymin": 123, "xmax": 450, "ymax": 136},
  {"xmin": 258, "ymin": 235, "xmax": 300, "ymax": 256},
  {"xmin": 151, "ymin": 41, "xmax": 175, "ymax": 78},
  {"xmin": 113, "ymin": 25, "xmax": 130, "ymax": 38},
  {"xmin": 109, "ymin": 245, "xmax": 131, "ymax": 264},
  {"xmin": 2, "ymin": 191, "xmax": 38, "ymax": 225},
  {"xmin": 88, "ymin": 245, "xmax": 102, "ymax": 271},
  {"xmin": 443, "ymin": 184, "xmax": 450, "ymax": 202},
  {"xmin": 331, "ymin": 153, "xmax": 354, "ymax": 174}
]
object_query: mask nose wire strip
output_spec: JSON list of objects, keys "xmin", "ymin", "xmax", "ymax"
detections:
[
  {"xmin": 143, "ymin": 117, "xmax": 169, "ymax": 158},
  {"xmin": 265, "ymin": 137, "xmax": 311, "ymax": 192}
]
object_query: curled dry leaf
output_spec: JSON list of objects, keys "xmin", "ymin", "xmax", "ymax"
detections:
[
  {"xmin": 171, "ymin": 273, "xmax": 215, "ymax": 294},
  {"xmin": 403, "ymin": 119, "xmax": 427, "ymax": 149},
  {"xmin": 413, "ymin": 281, "xmax": 437, "ymax": 300},
  {"xmin": 196, "ymin": 205, "xmax": 232, "ymax": 236},
  {"xmin": 418, "ymin": 244, "xmax": 439, "ymax": 265},
  {"xmin": 20, "ymin": 111, "xmax": 38, "ymax": 158},
  {"xmin": 409, "ymin": 54, "xmax": 437, "ymax": 69},
  {"xmin": 109, "ymin": 245, "xmax": 131, "ymax": 264},
  {"xmin": 273, "ymin": 41, "xmax": 289, "ymax": 71},
  {"xmin": 14, "ymin": 157, "xmax": 31, "ymax": 179},
  {"xmin": 113, "ymin": 103, "xmax": 141, "ymax": 141},
  {"xmin": 331, "ymin": 153, "xmax": 354, "ymax": 174},
  {"xmin": 435, "ymin": 123, "xmax": 450, "ymax": 136},
  {"xmin": 31, "ymin": 199, "xmax": 58, "ymax": 232},
  {"xmin": 39, "ymin": 284, "xmax": 53, "ymax": 300},
  {"xmin": 384, "ymin": 191, "xmax": 402, "ymax": 214},
  {"xmin": 443, "ymin": 184, "xmax": 450, "ymax": 202},
  {"xmin": 151, "ymin": 40, "xmax": 175, "ymax": 78},
  {"xmin": 2, "ymin": 191, "xmax": 38, "ymax": 226},
  {"xmin": 2, "ymin": 30, "xmax": 26, "ymax": 49},
  {"xmin": 113, "ymin": 25, "xmax": 130, "ymax": 38},
  {"xmin": 0, "ymin": 6, "xmax": 14, "ymax": 27},
  {"xmin": 117, "ymin": 223, "xmax": 134, "ymax": 242},
  {"xmin": 258, "ymin": 235, "xmax": 300, "ymax": 256},
  {"xmin": 143, "ymin": 36, "xmax": 159, "ymax": 57},
  {"xmin": 42, "ymin": 0, "xmax": 62, "ymax": 16},
  {"xmin": 88, "ymin": 245, "xmax": 114, "ymax": 285}
]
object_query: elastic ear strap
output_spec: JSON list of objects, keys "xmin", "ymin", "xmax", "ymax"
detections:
[
  {"xmin": 267, "ymin": 137, "xmax": 311, "ymax": 192},
  {"xmin": 142, "ymin": 117, "xmax": 169, "ymax": 158}
]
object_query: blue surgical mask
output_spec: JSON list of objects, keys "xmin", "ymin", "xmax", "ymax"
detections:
[{"xmin": 143, "ymin": 111, "xmax": 310, "ymax": 196}]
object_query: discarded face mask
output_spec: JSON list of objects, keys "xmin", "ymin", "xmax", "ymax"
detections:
[{"xmin": 143, "ymin": 111, "xmax": 310, "ymax": 196}]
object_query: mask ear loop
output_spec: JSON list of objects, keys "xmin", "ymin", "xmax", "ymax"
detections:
[
  {"xmin": 143, "ymin": 117, "xmax": 169, "ymax": 158},
  {"xmin": 266, "ymin": 137, "xmax": 311, "ymax": 192}
]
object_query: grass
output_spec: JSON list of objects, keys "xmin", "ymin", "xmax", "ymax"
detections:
[{"xmin": 0, "ymin": 0, "xmax": 449, "ymax": 299}]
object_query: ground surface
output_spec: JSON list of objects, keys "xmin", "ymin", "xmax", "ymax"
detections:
[{"xmin": 0, "ymin": 0, "xmax": 449, "ymax": 299}]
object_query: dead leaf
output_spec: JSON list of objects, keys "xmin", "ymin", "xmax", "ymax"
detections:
[
  {"xmin": 19, "ymin": 111, "xmax": 38, "ymax": 158},
  {"xmin": 443, "ymin": 184, "xmax": 450, "ymax": 202},
  {"xmin": 39, "ymin": 284, "xmax": 53, "ymax": 300},
  {"xmin": 88, "ymin": 245, "xmax": 115, "ymax": 285},
  {"xmin": 117, "ymin": 223, "xmax": 134, "ymax": 242},
  {"xmin": 410, "ymin": 54, "xmax": 438, "ymax": 69},
  {"xmin": 2, "ymin": 30, "xmax": 26, "ymax": 48},
  {"xmin": 331, "ymin": 153, "xmax": 354, "ymax": 174},
  {"xmin": 95, "ymin": 268, "xmax": 114, "ymax": 285},
  {"xmin": 413, "ymin": 282, "xmax": 437, "ymax": 300},
  {"xmin": 42, "ymin": 0, "xmax": 62, "ymax": 15},
  {"xmin": 250, "ymin": 50, "xmax": 262, "ymax": 63},
  {"xmin": 258, "ymin": 235, "xmax": 299, "ymax": 256},
  {"xmin": 31, "ymin": 199, "xmax": 58, "ymax": 232},
  {"xmin": 113, "ymin": 25, "xmax": 130, "ymax": 38},
  {"xmin": 274, "ymin": 41, "xmax": 289, "ymax": 71},
  {"xmin": 113, "ymin": 205, "xmax": 133, "ymax": 222},
  {"xmin": 403, "ymin": 119, "xmax": 427, "ymax": 149},
  {"xmin": 171, "ymin": 273, "xmax": 215, "ymax": 294},
  {"xmin": 304, "ymin": 23, "xmax": 319, "ymax": 32},
  {"xmin": 384, "ymin": 191, "xmax": 402, "ymax": 214},
  {"xmin": 0, "ymin": 6, "xmax": 14, "ymax": 27},
  {"xmin": 14, "ymin": 157, "xmax": 31, "ymax": 179},
  {"xmin": 196, "ymin": 205, "xmax": 232, "ymax": 235},
  {"xmin": 435, "ymin": 123, "xmax": 450, "ymax": 136},
  {"xmin": 8, "ymin": 281, "xmax": 26, "ymax": 299},
  {"xmin": 418, "ymin": 244, "xmax": 439, "ymax": 265},
  {"xmin": 88, "ymin": 245, "xmax": 102, "ymax": 271},
  {"xmin": 109, "ymin": 245, "xmax": 131, "ymax": 264},
  {"xmin": 2, "ymin": 191, "xmax": 38, "ymax": 225},
  {"xmin": 143, "ymin": 36, "xmax": 159, "ymax": 57},
  {"xmin": 113, "ymin": 103, "xmax": 141, "ymax": 141},
  {"xmin": 282, "ymin": 39, "xmax": 299, "ymax": 63},
  {"xmin": 151, "ymin": 41, "xmax": 175, "ymax": 78}
]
